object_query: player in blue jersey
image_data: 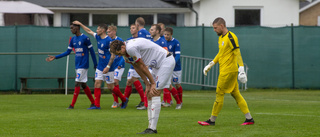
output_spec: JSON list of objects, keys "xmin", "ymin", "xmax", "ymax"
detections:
[
  {"xmin": 157, "ymin": 23, "xmax": 165, "ymax": 39},
  {"xmin": 46, "ymin": 24, "xmax": 97, "ymax": 109},
  {"xmin": 123, "ymin": 24, "xmax": 146, "ymax": 108},
  {"xmin": 149, "ymin": 24, "xmax": 168, "ymax": 49},
  {"xmin": 163, "ymin": 27, "xmax": 183, "ymax": 109},
  {"xmin": 135, "ymin": 17, "xmax": 151, "ymax": 40},
  {"xmin": 107, "ymin": 25, "xmax": 126, "ymax": 108},
  {"xmin": 73, "ymin": 21, "xmax": 128, "ymax": 109}
]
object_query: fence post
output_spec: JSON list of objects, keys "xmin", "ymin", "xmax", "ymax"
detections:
[
  {"xmin": 201, "ymin": 24, "xmax": 205, "ymax": 89},
  {"xmin": 15, "ymin": 25, "xmax": 18, "ymax": 93},
  {"xmin": 291, "ymin": 23, "xmax": 295, "ymax": 89}
]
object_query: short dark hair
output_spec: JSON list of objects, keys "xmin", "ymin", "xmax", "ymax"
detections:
[
  {"xmin": 151, "ymin": 24, "xmax": 161, "ymax": 33},
  {"xmin": 164, "ymin": 27, "xmax": 173, "ymax": 35},
  {"xmin": 136, "ymin": 17, "xmax": 145, "ymax": 26},
  {"xmin": 98, "ymin": 23, "xmax": 108, "ymax": 31},
  {"xmin": 71, "ymin": 24, "xmax": 80, "ymax": 29},
  {"xmin": 212, "ymin": 17, "xmax": 226, "ymax": 26},
  {"xmin": 110, "ymin": 40, "xmax": 124, "ymax": 53}
]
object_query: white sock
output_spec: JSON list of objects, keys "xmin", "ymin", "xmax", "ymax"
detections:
[
  {"xmin": 148, "ymin": 100, "xmax": 152, "ymax": 128},
  {"xmin": 209, "ymin": 116, "xmax": 217, "ymax": 122},
  {"xmin": 245, "ymin": 113, "xmax": 252, "ymax": 119},
  {"xmin": 150, "ymin": 96, "xmax": 161, "ymax": 130}
]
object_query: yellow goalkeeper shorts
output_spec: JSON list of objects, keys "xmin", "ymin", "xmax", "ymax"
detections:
[{"xmin": 216, "ymin": 72, "xmax": 239, "ymax": 94}]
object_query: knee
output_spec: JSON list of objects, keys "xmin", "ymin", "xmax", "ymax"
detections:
[
  {"xmin": 126, "ymin": 79, "xmax": 133, "ymax": 85},
  {"xmin": 81, "ymin": 83, "xmax": 87, "ymax": 89},
  {"xmin": 107, "ymin": 84, "xmax": 114, "ymax": 90},
  {"xmin": 75, "ymin": 82, "xmax": 81, "ymax": 87},
  {"xmin": 94, "ymin": 81, "xmax": 101, "ymax": 88}
]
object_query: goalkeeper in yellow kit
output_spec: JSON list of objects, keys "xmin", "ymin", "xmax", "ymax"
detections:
[{"xmin": 198, "ymin": 17, "xmax": 254, "ymax": 126}]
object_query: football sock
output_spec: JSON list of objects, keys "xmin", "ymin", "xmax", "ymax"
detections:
[
  {"xmin": 83, "ymin": 86, "xmax": 95, "ymax": 104},
  {"xmin": 163, "ymin": 88, "xmax": 170, "ymax": 103},
  {"xmin": 150, "ymin": 96, "xmax": 161, "ymax": 130},
  {"xmin": 94, "ymin": 88, "xmax": 101, "ymax": 107},
  {"xmin": 124, "ymin": 85, "xmax": 132, "ymax": 98},
  {"xmin": 112, "ymin": 86, "xmax": 126, "ymax": 102},
  {"xmin": 209, "ymin": 116, "xmax": 217, "ymax": 122},
  {"xmin": 148, "ymin": 100, "xmax": 152, "ymax": 128},
  {"xmin": 134, "ymin": 80, "xmax": 144, "ymax": 102},
  {"xmin": 170, "ymin": 87, "xmax": 181, "ymax": 104},
  {"xmin": 144, "ymin": 93, "xmax": 148, "ymax": 107},
  {"xmin": 112, "ymin": 93, "xmax": 119, "ymax": 103},
  {"xmin": 177, "ymin": 86, "xmax": 183, "ymax": 102},
  {"xmin": 245, "ymin": 113, "xmax": 253, "ymax": 119},
  {"xmin": 71, "ymin": 86, "xmax": 80, "ymax": 107}
]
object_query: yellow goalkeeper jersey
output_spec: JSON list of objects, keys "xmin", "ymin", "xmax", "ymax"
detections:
[{"xmin": 213, "ymin": 31, "xmax": 242, "ymax": 74}]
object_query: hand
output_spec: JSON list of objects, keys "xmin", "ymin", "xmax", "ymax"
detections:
[
  {"xmin": 46, "ymin": 55, "xmax": 55, "ymax": 62},
  {"xmin": 117, "ymin": 66, "xmax": 121, "ymax": 69},
  {"xmin": 148, "ymin": 83, "xmax": 158, "ymax": 97},
  {"xmin": 203, "ymin": 61, "xmax": 215, "ymax": 76},
  {"xmin": 102, "ymin": 66, "xmax": 110, "ymax": 74},
  {"xmin": 72, "ymin": 20, "xmax": 82, "ymax": 25},
  {"xmin": 238, "ymin": 66, "xmax": 247, "ymax": 84}
]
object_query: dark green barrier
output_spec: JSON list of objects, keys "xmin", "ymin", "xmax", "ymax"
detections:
[{"xmin": 1, "ymin": 25, "xmax": 319, "ymax": 91}]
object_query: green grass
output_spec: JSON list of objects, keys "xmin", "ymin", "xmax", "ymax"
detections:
[{"xmin": 0, "ymin": 89, "xmax": 320, "ymax": 137}]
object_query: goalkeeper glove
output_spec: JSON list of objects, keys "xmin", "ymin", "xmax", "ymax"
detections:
[
  {"xmin": 203, "ymin": 61, "xmax": 215, "ymax": 76},
  {"xmin": 238, "ymin": 66, "xmax": 247, "ymax": 84}
]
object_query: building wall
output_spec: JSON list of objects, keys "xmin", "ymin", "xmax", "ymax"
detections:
[
  {"xmin": 300, "ymin": 3, "xmax": 320, "ymax": 26},
  {"xmin": 191, "ymin": 0, "xmax": 300, "ymax": 27}
]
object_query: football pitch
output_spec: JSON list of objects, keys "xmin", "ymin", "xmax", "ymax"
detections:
[{"xmin": 0, "ymin": 89, "xmax": 319, "ymax": 137}]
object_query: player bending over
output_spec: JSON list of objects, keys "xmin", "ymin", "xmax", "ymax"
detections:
[{"xmin": 110, "ymin": 38, "xmax": 175, "ymax": 134}]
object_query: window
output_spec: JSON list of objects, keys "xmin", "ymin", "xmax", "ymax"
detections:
[
  {"xmin": 129, "ymin": 15, "xmax": 153, "ymax": 26},
  {"xmin": 235, "ymin": 9, "xmax": 260, "ymax": 26},
  {"xmin": 158, "ymin": 14, "xmax": 177, "ymax": 26},
  {"xmin": 70, "ymin": 13, "xmax": 88, "ymax": 26},
  {"xmin": 93, "ymin": 14, "xmax": 117, "ymax": 26}
]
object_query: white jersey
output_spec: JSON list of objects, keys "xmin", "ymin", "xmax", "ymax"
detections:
[{"xmin": 124, "ymin": 38, "xmax": 167, "ymax": 69}]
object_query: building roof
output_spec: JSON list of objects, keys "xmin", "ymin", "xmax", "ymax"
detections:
[
  {"xmin": 300, "ymin": 0, "xmax": 320, "ymax": 12},
  {"xmin": 0, "ymin": 1, "xmax": 53, "ymax": 14},
  {"xmin": 23, "ymin": 0, "xmax": 185, "ymax": 8}
]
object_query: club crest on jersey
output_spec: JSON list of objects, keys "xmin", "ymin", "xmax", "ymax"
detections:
[
  {"xmin": 169, "ymin": 45, "xmax": 172, "ymax": 49},
  {"xmin": 150, "ymin": 60, "xmax": 157, "ymax": 68},
  {"xmin": 222, "ymin": 41, "xmax": 225, "ymax": 46},
  {"xmin": 78, "ymin": 41, "xmax": 81, "ymax": 45},
  {"xmin": 101, "ymin": 43, "xmax": 104, "ymax": 48}
]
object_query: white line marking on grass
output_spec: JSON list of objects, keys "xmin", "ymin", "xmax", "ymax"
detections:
[
  {"xmin": 255, "ymin": 113, "xmax": 320, "ymax": 118},
  {"xmin": 247, "ymin": 98, "xmax": 320, "ymax": 103}
]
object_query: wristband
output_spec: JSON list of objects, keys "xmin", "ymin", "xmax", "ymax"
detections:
[{"xmin": 106, "ymin": 65, "xmax": 110, "ymax": 68}]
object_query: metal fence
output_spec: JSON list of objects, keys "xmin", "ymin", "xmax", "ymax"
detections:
[{"xmin": 180, "ymin": 55, "xmax": 248, "ymax": 91}]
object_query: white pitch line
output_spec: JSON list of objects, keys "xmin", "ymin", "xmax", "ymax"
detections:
[{"xmin": 255, "ymin": 113, "xmax": 320, "ymax": 118}]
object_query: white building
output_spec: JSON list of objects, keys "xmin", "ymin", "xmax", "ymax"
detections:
[
  {"xmin": 191, "ymin": 0, "xmax": 301, "ymax": 27},
  {"xmin": 21, "ymin": 0, "xmax": 301, "ymax": 27}
]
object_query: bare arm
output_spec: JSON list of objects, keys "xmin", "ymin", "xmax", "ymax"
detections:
[
  {"xmin": 102, "ymin": 53, "xmax": 116, "ymax": 74},
  {"xmin": 72, "ymin": 21, "xmax": 95, "ymax": 36}
]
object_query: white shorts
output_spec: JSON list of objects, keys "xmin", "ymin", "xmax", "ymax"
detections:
[
  {"xmin": 75, "ymin": 69, "xmax": 88, "ymax": 83},
  {"xmin": 127, "ymin": 68, "xmax": 140, "ymax": 79},
  {"xmin": 95, "ymin": 69, "xmax": 115, "ymax": 84},
  {"xmin": 114, "ymin": 68, "xmax": 125, "ymax": 81},
  {"xmin": 172, "ymin": 70, "xmax": 182, "ymax": 84},
  {"xmin": 152, "ymin": 55, "xmax": 175, "ymax": 90}
]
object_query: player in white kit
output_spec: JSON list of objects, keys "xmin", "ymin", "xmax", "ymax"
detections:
[{"xmin": 110, "ymin": 38, "xmax": 175, "ymax": 134}]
